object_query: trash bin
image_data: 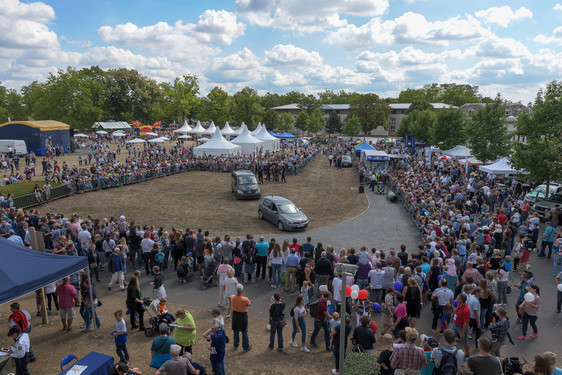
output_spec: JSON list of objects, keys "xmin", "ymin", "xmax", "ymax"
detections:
[{"xmin": 358, "ymin": 184, "xmax": 364, "ymax": 193}]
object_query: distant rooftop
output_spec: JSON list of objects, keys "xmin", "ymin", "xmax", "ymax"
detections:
[{"xmin": 272, "ymin": 103, "xmax": 457, "ymax": 111}]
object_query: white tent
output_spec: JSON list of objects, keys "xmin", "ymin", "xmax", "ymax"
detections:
[
  {"xmin": 251, "ymin": 123, "xmax": 262, "ymax": 136},
  {"xmin": 178, "ymin": 135, "xmax": 192, "ymax": 139},
  {"xmin": 112, "ymin": 132, "xmax": 126, "ymax": 137},
  {"xmin": 231, "ymin": 122, "xmax": 245, "ymax": 136},
  {"xmin": 231, "ymin": 124, "xmax": 263, "ymax": 155},
  {"xmin": 188, "ymin": 121, "xmax": 206, "ymax": 135},
  {"xmin": 193, "ymin": 128, "xmax": 241, "ymax": 157},
  {"xmin": 173, "ymin": 120, "xmax": 192, "ymax": 134},
  {"xmin": 159, "ymin": 136, "xmax": 170, "ymax": 141},
  {"xmin": 443, "ymin": 145, "xmax": 472, "ymax": 159},
  {"xmin": 479, "ymin": 157, "xmax": 524, "ymax": 175},
  {"xmin": 126, "ymin": 138, "xmax": 146, "ymax": 144},
  {"xmin": 73, "ymin": 133, "xmax": 88, "ymax": 138},
  {"xmin": 96, "ymin": 130, "xmax": 108, "ymax": 135},
  {"xmin": 255, "ymin": 124, "xmax": 281, "ymax": 152},
  {"xmin": 92, "ymin": 121, "xmax": 131, "ymax": 130},
  {"xmin": 221, "ymin": 122, "xmax": 235, "ymax": 139},
  {"xmin": 148, "ymin": 137, "xmax": 165, "ymax": 143},
  {"xmin": 203, "ymin": 121, "xmax": 217, "ymax": 135}
]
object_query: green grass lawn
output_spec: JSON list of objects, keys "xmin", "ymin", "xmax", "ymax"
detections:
[{"xmin": 0, "ymin": 180, "xmax": 62, "ymax": 198}]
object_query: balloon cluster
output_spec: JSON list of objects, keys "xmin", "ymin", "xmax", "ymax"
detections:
[{"xmin": 346, "ymin": 285, "xmax": 369, "ymax": 300}]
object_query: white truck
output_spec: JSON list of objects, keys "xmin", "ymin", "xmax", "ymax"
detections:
[{"xmin": 0, "ymin": 140, "xmax": 27, "ymax": 155}]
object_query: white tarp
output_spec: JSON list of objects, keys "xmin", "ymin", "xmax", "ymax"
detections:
[
  {"xmin": 193, "ymin": 128, "xmax": 241, "ymax": 157},
  {"xmin": 479, "ymin": 157, "xmax": 523, "ymax": 175},
  {"xmin": 231, "ymin": 124, "xmax": 263, "ymax": 155}
]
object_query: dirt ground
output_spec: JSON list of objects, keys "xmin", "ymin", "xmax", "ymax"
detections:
[
  {"xmin": 43, "ymin": 154, "xmax": 367, "ymax": 237},
  {"xmin": 1, "ymin": 291, "xmax": 338, "ymax": 375}
]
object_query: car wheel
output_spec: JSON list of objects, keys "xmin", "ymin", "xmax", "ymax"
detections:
[
  {"xmin": 277, "ymin": 221, "xmax": 284, "ymax": 231},
  {"xmin": 258, "ymin": 209, "xmax": 263, "ymax": 219}
]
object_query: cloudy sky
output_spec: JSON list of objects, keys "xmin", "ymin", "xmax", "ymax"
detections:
[{"xmin": 1, "ymin": 0, "xmax": 561, "ymax": 103}]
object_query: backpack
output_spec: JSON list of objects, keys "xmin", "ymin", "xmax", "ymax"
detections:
[
  {"xmin": 244, "ymin": 247, "xmax": 256, "ymax": 264},
  {"xmin": 502, "ymin": 357, "xmax": 523, "ymax": 375},
  {"xmin": 155, "ymin": 250, "xmax": 164, "ymax": 263},
  {"xmin": 436, "ymin": 348, "xmax": 458, "ymax": 375}
]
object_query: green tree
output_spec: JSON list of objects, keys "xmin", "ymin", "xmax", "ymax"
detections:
[
  {"xmin": 439, "ymin": 83, "xmax": 480, "ymax": 106},
  {"xmin": 407, "ymin": 100, "xmax": 432, "ymax": 114},
  {"xmin": 306, "ymin": 108, "xmax": 325, "ymax": 134},
  {"xmin": 349, "ymin": 93, "xmax": 391, "ymax": 134},
  {"xmin": 277, "ymin": 113, "xmax": 294, "ymax": 132},
  {"xmin": 325, "ymin": 110, "xmax": 342, "ymax": 134},
  {"xmin": 342, "ymin": 115, "xmax": 362, "ymax": 136},
  {"xmin": 294, "ymin": 111, "xmax": 308, "ymax": 133},
  {"xmin": 200, "ymin": 86, "xmax": 232, "ymax": 126},
  {"xmin": 430, "ymin": 108, "xmax": 466, "ymax": 149},
  {"xmin": 512, "ymin": 80, "xmax": 562, "ymax": 197},
  {"xmin": 409, "ymin": 109, "xmax": 436, "ymax": 143},
  {"xmin": 231, "ymin": 87, "xmax": 264, "ymax": 129},
  {"xmin": 279, "ymin": 91, "xmax": 306, "ymax": 106},
  {"xmin": 262, "ymin": 108, "xmax": 280, "ymax": 131},
  {"xmin": 467, "ymin": 96, "xmax": 511, "ymax": 163},
  {"xmin": 158, "ymin": 75, "xmax": 200, "ymax": 124},
  {"xmin": 297, "ymin": 94, "xmax": 320, "ymax": 114}
]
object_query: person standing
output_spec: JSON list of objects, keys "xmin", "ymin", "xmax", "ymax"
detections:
[
  {"xmin": 431, "ymin": 279, "xmax": 454, "ymax": 331},
  {"xmin": 390, "ymin": 327, "xmax": 428, "ymax": 374},
  {"xmin": 173, "ymin": 309, "xmax": 196, "ymax": 355},
  {"xmin": 126, "ymin": 276, "xmax": 145, "ymax": 331},
  {"xmin": 55, "ymin": 276, "xmax": 79, "ymax": 333},
  {"xmin": 330, "ymin": 314, "xmax": 352, "ymax": 375},
  {"xmin": 203, "ymin": 318, "xmax": 226, "ymax": 375},
  {"xmin": 255, "ymin": 237, "xmax": 269, "ymax": 280},
  {"xmin": 284, "ymin": 248, "xmax": 299, "ymax": 293},
  {"xmin": 452, "ymin": 294, "xmax": 471, "ymax": 356},
  {"xmin": 268, "ymin": 293, "xmax": 285, "ymax": 351},
  {"xmin": 150, "ymin": 324, "xmax": 176, "ymax": 369},
  {"xmin": 488, "ymin": 306, "xmax": 510, "ymax": 357},
  {"xmin": 112, "ymin": 310, "xmax": 129, "ymax": 365},
  {"xmin": 314, "ymin": 252, "xmax": 333, "ymax": 299},
  {"xmin": 7, "ymin": 326, "xmax": 30, "ymax": 375},
  {"xmin": 466, "ymin": 287, "xmax": 482, "ymax": 350},
  {"xmin": 154, "ymin": 344, "xmax": 199, "ymax": 375},
  {"xmin": 230, "ymin": 283, "xmax": 252, "ymax": 352},
  {"xmin": 270, "ymin": 243, "xmax": 284, "ymax": 288},
  {"xmin": 310, "ymin": 292, "xmax": 332, "ymax": 351},
  {"xmin": 539, "ymin": 221, "xmax": 556, "ymax": 259},
  {"xmin": 431, "ymin": 329, "xmax": 465, "ymax": 372},
  {"xmin": 150, "ymin": 266, "xmax": 167, "ymax": 300},
  {"xmin": 467, "ymin": 337, "xmax": 503, "ymax": 375},
  {"xmin": 108, "ymin": 247, "xmax": 125, "ymax": 291},
  {"xmin": 141, "ymin": 233, "xmax": 155, "ymax": 275},
  {"xmin": 556, "ymin": 271, "xmax": 562, "ymax": 313},
  {"xmin": 290, "ymin": 295, "xmax": 309, "ymax": 352},
  {"xmin": 551, "ymin": 233, "xmax": 562, "ymax": 276},
  {"xmin": 518, "ymin": 284, "xmax": 541, "ymax": 340}
]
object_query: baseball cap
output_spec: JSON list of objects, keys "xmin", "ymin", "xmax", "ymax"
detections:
[
  {"xmin": 8, "ymin": 229, "xmax": 14, "ymax": 234},
  {"xmin": 187, "ymin": 252, "xmax": 193, "ymax": 256}
]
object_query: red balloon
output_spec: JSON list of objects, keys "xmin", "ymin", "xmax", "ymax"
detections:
[
  {"xmin": 346, "ymin": 285, "xmax": 352, "ymax": 296},
  {"xmin": 358, "ymin": 290, "xmax": 368, "ymax": 300}
]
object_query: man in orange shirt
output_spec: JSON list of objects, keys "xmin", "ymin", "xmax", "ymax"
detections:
[{"xmin": 230, "ymin": 284, "xmax": 252, "ymax": 353}]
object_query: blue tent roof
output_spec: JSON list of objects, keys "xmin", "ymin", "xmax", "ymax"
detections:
[
  {"xmin": 355, "ymin": 143, "xmax": 376, "ymax": 151},
  {"xmin": 0, "ymin": 237, "xmax": 88, "ymax": 305},
  {"xmin": 270, "ymin": 131, "xmax": 299, "ymax": 139}
]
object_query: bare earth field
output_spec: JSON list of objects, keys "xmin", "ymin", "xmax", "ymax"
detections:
[{"xmin": 44, "ymin": 154, "xmax": 367, "ymax": 237}]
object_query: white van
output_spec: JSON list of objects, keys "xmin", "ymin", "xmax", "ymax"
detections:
[{"xmin": 0, "ymin": 140, "xmax": 27, "ymax": 155}]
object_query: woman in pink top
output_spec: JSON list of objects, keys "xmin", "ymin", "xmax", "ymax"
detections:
[
  {"xmin": 217, "ymin": 259, "xmax": 233, "ymax": 308},
  {"xmin": 392, "ymin": 294, "xmax": 409, "ymax": 339},
  {"xmin": 519, "ymin": 284, "xmax": 540, "ymax": 340}
]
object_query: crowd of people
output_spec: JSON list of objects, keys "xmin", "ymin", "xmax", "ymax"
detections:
[{"xmin": 3, "ymin": 137, "xmax": 562, "ymax": 375}]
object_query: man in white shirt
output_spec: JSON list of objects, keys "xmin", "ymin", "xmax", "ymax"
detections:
[
  {"xmin": 431, "ymin": 279, "xmax": 454, "ymax": 330},
  {"xmin": 77, "ymin": 225, "xmax": 91, "ymax": 247},
  {"xmin": 8, "ymin": 326, "xmax": 30, "ymax": 375},
  {"xmin": 141, "ymin": 234, "xmax": 155, "ymax": 275}
]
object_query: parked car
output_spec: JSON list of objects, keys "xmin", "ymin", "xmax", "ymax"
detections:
[
  {"xmin": 525, "ymin": 183, "xmax": 561, "ymax": 204},
  {"xmin": 258, "ymin": 196, "xmax": 309, "ymax": 231},
  {"xmin": 341, "ymin": 155, "xmax": 353, "ymax": 167},
  {"xmin": 231, "ymin": 170, "xmax": 261, "ymax": 200},
  {"xmin": 532, "ymin": 193, "xmax": 562, "ymax": 218}
]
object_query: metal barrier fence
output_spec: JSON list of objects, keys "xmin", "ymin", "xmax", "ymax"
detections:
[
  {"xmin": 386, "ymin": 181, "xmax": 426, "ymax": 241},
  {"xmin": 11, "ymin": 150, "xmax": 320, "ymax": 210}
]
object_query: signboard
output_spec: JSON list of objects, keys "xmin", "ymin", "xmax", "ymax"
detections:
[{"xmin": 366, "ymin": 155, "xmax": 389, "ymax": 162}]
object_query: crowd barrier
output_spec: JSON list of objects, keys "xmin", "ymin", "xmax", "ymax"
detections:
[{"xmin": 386, "ymin": 181, "xmax": 426, "ymax": 241}]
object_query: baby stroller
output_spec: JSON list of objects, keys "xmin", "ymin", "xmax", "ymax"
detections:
[
  {"xmin": 142, "ymin": 298, "xmax": 175, "ymax": 337},
  {"xmin": 201, "ymin": 260, "xmax": 219, "ymax": 290}
]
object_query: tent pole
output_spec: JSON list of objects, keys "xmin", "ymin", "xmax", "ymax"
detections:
[
  {"xmin": 85, "ymin": 267, "xmax": 97, "ymax": 337},
  {"xmin": 39, "ymin": 288, "xmax": 48, "ymax": 324}
]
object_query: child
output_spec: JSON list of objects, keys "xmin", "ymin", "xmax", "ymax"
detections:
[
  {"xmin": 432, "ymin": 303, "xmax": 452, "ymax": 337},
  {"xmin": 112, "ymin": 310, "xmax": 129, "ymax": 364},
  {"xmin": 502, "ymin": 255, "xmax": 512, "ymax": 271},
  {"xmin": 211, "ymin": 308, "xmax": 225, "ymax": 330},
  {"xmin": 157, "ymin": 298, "xmax": 175, "ymax": 323},
  {"xmin": 376, "ymin": 333, "xmax": 394, "ymax": 375},
  {"xmin": 420, "ymin": 337, "xmax": 438, "ymax": 375},
  {"xmin": 328, "ymin": 312, "xmax": 340, "ymax": 350},
  {"xmin": 300, "ymin": 281, "xmax": 310, "ymax": 309},
  {"xmin": 177, "ymin": 256, "xmax": 194, "ymax": 284}
]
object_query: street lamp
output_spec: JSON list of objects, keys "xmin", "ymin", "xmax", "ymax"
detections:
[{"xmin": 334, "ymin": 263, "xmax": 358, "ymax": 375}]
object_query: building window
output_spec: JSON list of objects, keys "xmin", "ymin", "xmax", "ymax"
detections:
[{"xmin": 391, "ymin": 118, "xmax": 396, "ymax": 125}]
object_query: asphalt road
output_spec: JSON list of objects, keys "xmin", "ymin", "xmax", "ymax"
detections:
[{"xmin": 136, "ymin": 188, "xmax": 560, "ymax": 362}]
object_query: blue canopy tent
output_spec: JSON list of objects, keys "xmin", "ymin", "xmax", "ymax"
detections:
[
  {"xmin": 270, "ymin": 131, "xmax": 299, "ymax": 139},
  {"xmin": 354, "ymin": 142, "xmax": 375, "ymax": 157},
  {"xmin": 0, "ymin": 237, "xmax": 88, "ymax": 305}
]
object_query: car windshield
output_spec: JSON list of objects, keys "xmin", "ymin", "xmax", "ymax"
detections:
[
  {"xmin": 278, "ymin": 203, "xmax": 299, "ymax": 214},
  {"xmin": 343, "ymin": 156, "xmax": 351, "ymax": 161},
  {"xmin": 238, "ymin": 176, "xmax": 256, "ymax": 185}
]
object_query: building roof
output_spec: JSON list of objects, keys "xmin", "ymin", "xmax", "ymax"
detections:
[
  {"xmin": 92, "ymin": 121, "xmax": 131, "ymax": 130},
  {"xmin": 0, "ymin": 120, "xmax": 70, "ymax": 131},
  {"xmin": 272, "ymin": 103, "xmax": 300, "ymax": 110}
]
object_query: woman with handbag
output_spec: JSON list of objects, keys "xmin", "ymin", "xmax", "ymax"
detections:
[{"xmin": 268, "ymin": 293, "xmax": 285, "ymax": 351}]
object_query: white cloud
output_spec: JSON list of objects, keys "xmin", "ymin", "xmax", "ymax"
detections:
[
  {"xmin": 534, "ymin": 26, "xmax": 562, "ymax": 44},
  {"xmin": 554, "ymin": 3, "xmax": 562, "ymax": 11},
  {"xmin": 206, "ymin": 48, "xmax": 269, "ymax": 84},
  {"xmin": 474, "ymin": 6, "xmax": 532, "ymax": 27},
  {"xmin": 192, "ymin": 10, "xmax": 246, "ymax": 45},
  {"xmin": 0, "ymin": 0, "xmax": 55, "ymax": 23},
  {"xmin": 326, "ymin": 12, "xmax": 490, "ymax": 50},
  {"xmin": 235, "ymin": 0, "xmax": 388, "ymax": 33},
  {"xmin": 265, "ymin": 44, "xmax": 323, "ymax": 66},
  {"xmin": 465, "ymin": 36, "xmax": 529, "ymax": 58}
]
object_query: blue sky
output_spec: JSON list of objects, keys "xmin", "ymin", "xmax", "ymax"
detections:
[{"xmin": 1, "ymin": 0, "xmax": 561, "ymax": 103}]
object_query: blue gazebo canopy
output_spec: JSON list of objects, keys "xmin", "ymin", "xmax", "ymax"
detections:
[
  {"xmin": 355, "ymin": 142, "xmax": 375, "ymax": 151},
  {"xmin": 270, "ymin": 131, "xmax": 299, "ymax": 139}
]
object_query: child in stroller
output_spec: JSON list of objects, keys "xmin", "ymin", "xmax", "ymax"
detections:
[
  {"xmin": 201, "ymin": 259, "xmax": 219, "ymax": 290},
  {"xmin": 142, "ymin": 297, "xmax": 175, "ymax": 337}
]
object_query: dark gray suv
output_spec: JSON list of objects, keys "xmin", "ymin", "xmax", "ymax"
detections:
[{"xmin": 258, "ymin": 196, "xmax": 309, "ymax": 231}]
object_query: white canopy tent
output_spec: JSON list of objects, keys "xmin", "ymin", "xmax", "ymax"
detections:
[
  {"xmin": 255, "ymin": 124, "xmax": 281, "ymax": 152},
  {"xmin": 173, "ymin": 120, "xmax": 192, "ymax": 134},
  {"xmin": 178, "ymin": 135, "xmax": 192, "ymax": 139},
  {"xmin": 126, "ymin": 138, "xmax": 146, "ymax": 144},
  {"xmin": 73, "ymin": 133, "xmax": 88, "ymax": 138},
  {"xmin": 148, "ymin": 137, "xmax": 165, "ymax": 143},
  {"xmin": 188, "ymin": 121, "xmax": 206, "ymax": 135},
  {"xmin": 159, "ymin": 136, "xmax": 170, "ymax": 141},
  {"xmin": 221, "ymin": 122, "xmax": 235, "ymax": 139},
  {"xmin": 112, "ymin": 132, "xmax": 126, "ymax": 137},
  {"xmin": 203, "ymin": 122, "xmax": 217, "ymax": 135},
  {"xmin": 193, "ymin": 128, "xmax": 241, "ymax": 157},
  {"xmin": 96, "ymin": 130, "xmax": 108, "ymax": 135},
  {"xmin": 231, "ymin": 122, "xmax": 245, "ymax": 137},
  {"xmin": 443, "ymin": 145, "xmax": 472, "ymax": 159},
  {"xmin": 251, "ymin": 123, "xmax": 262, "ymax": 136},
  {"xmin": 92, "ymin": 121, "xmax": 131, "ymax": 130},
  {"xmin": 231, "ymin": 124, "xmax": 263, "ymax": 155},
  {"xmin": 479, "ymin": 157, "xmax": 524, "ymax": 175}
]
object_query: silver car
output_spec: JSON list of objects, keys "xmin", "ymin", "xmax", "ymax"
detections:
[{"xmin": 258, "ymin": 196, "xmax": 309, "ymax": 231}]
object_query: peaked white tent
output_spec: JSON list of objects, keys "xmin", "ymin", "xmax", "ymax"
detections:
[
  {"xmin": 255, "ymin": 124, "xmax": 281, "ymax": 152},
  {"xmin": 221, "ymin": 122, "xmax": 235, "ymax": 139},
  {"xmin": 126, "ymin": 138, "xmax": 146, "ymax": 144},
  {"xmin": 188, "ymin": 121, "xmax": 206, "ymax": 135},
  {"xmin": 193, "ymin": 128, "xmax": 241, "ymax": 157},
  {"xmin": 173, "ymin": 120, "xmax": 192, "ymax": 134},
  {"xmin": 479, "ymin": 157, "xmax": 524, "ymax": 175},
  {"xmin": 231, "ymin": 122, "xmax": 245, "ymax": 137},
  {"xmin": 251, "ymin": 123, "xmax": 262, "ymax": 136},
  {"xmin": 231, "ymin": 124, "xmax": 263, "ymax": 155},
  {"xmin": 203, "ymin": 121, "xmax": 217, "ymax": 135},
  {"xmin": 443, "ymin": 145, "xmax": 472, "ymax": 159}
]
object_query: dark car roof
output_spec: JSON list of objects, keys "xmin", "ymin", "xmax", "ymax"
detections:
[
  {"xmin": 232, "ymin": 170, "xmax": 254, "ymax": 176},
  {"xmin": 263, "ymin": 196, "xmax": 293, "ymax": 204}
]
